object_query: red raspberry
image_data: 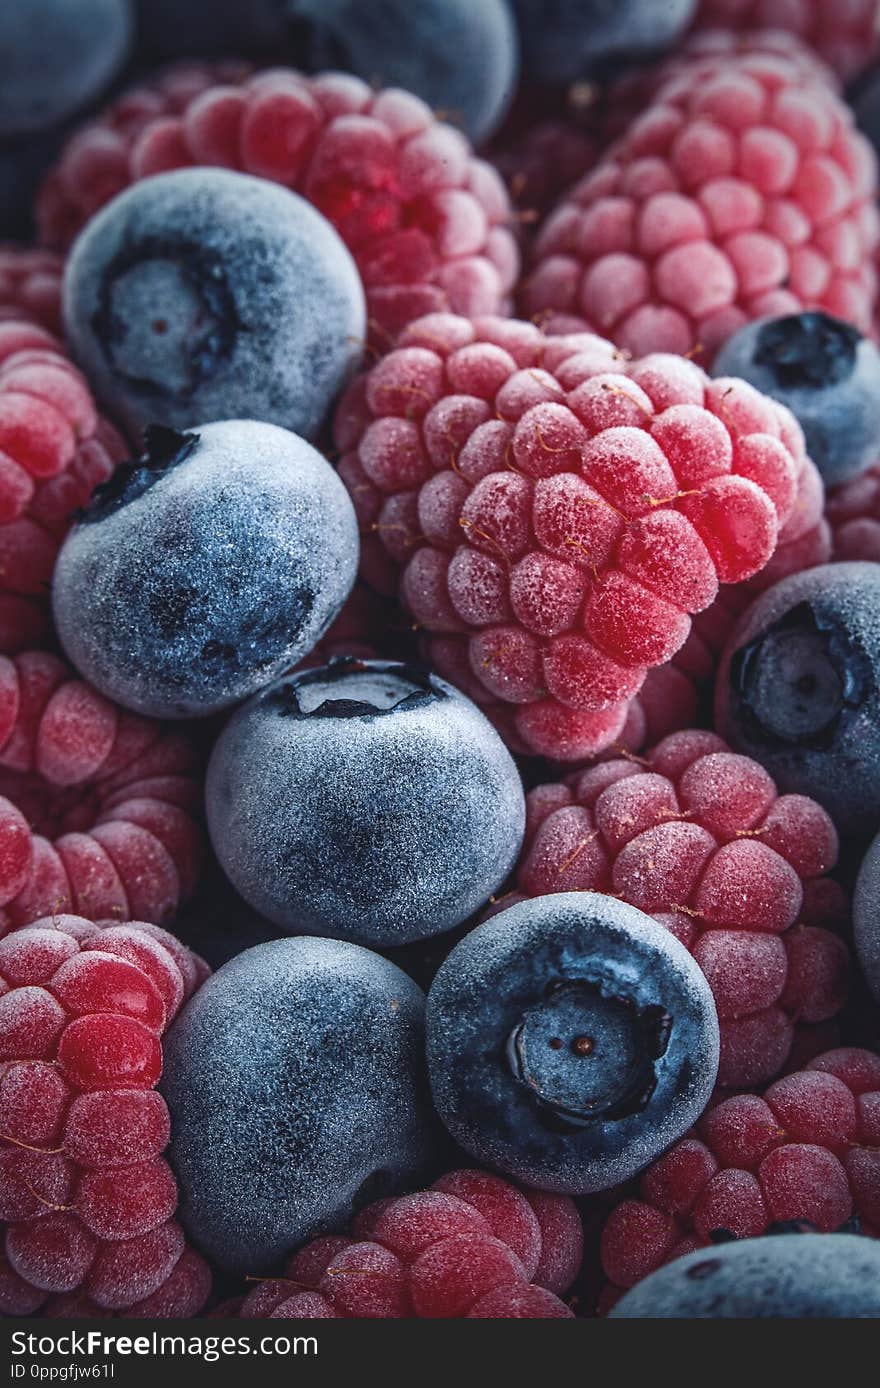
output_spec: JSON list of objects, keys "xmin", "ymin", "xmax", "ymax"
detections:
[
  {"xmin": 238, "ymin": 1169, "xmax": 582, "ymax": 1319},
  {"xmin": 599, "ymin": 1047, "xmax": 880, "ymax": 1311},
  {"xmin": 0, "ymin": 916, "xmax": 211, "ymax": 1316},
  {"xmin": 0, "ymin": 249, "xmax": 64, "ymax": 335},
  {"xmin": 37, "ymin": 65, "xmax": 518, "ymax": 350},
  {"xmin": 522, "ymin": 47, "xmax": 878, "ymax": 361},
  {"xmin": 692, "ymin": 2, "xmax": 880, "ymax": 80},
  {"xmin": 506, "ymin": 728, "xmax": 849, "ymax": 1087},
  {"xmin": 337, "ymin": 310, "xmax": 818, "ymax": 760},
  {"xmin": 0, "ymin": 321, "xmax": 126, "ymax": 654},
  {"xmin": 0, "ymin": 650, "xmax": 202, "ymax": 930},
  {"xmin": 826, "ymin": 461, "xmax": 880, "ymax": 560}
]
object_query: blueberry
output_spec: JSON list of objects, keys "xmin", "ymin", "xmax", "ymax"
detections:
[
  {"xmin": 161, "ymin": 936, "xmax": 435, "ymax": 1275},
  {"xmin": 610, "ymin": 1233, "xmax": 880, "ymax": 1318},
  {"xmin": 52, "ymin": 420, "xmax": 358, "ymax": 718},
  {"xmin": 0, "ymin": 0, "xmax": 132, "ymax": 139},
  {"xmin": 854, "ymin": 830, "xmax": 880, "ymax": 1005},
  {"xmin": 206, "ymin": 658, "xmax": 526, "ymax": 946},
  {"xmin": 713, "ymin": 313, "xmax": 880, "ymax": 487},
  {"xmin": 511, "ymin": 0, "xmax": 696, "ymax": 86},
  {"xmin": 62, "ymin": 167, "xmax": 365, "ymax": 441},
  {"xmin": 716, "ymin": 562, "xmax": 880, "ymax": 838},
  {"xmin": 425, "ymin": 892, "xmax": 719, "ymax": 1193},
  {"xmin": 133, "ymin": 0, "xmax": 287, "ymax": 61},
  {"xmin": 855, "ymin": 66, "xmax": 880, "ymax": 162}
]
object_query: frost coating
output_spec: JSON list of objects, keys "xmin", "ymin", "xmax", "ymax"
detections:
[
  {"xmin": 611, "ymin": 1233, "xmax": 880, "ymax": 1318},
  {"xmin": 52, "ymin": 420, "xmax": 359, "ymax": 718},
  {"xmin": 206, "ymin": 658, "xmax": 526, "ymax": 945},
  {"xmin": 716, "ymin": 562, "xmax": 880, "ymax": 837},
  {"xmin": 62, "ymin": 168, "xmax": 366, "ymax": 440},
  {"xmin": 161, "ymin": 937, "xmax": 434, "ymax": 1276},
  {"xmin": 854, "ymin": 830, "xmax": 880, "ymax": 1005},
  {"xmin": 426, "ymin": 892, "xmax": 719, "ymax": 1193}
]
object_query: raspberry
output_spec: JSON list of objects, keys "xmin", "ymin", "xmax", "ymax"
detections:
[
  {"xmin": 508, "ymin": 728, "xmax": 848, "ymax": 1087},
  {"xmin": 0, "ymin": 248, "xmax": 63, "ymax": 333},
  {"xmin": 0, "ymin": 650, "xmax": 202, "ymax": 930},
  {"xmin": 238, "ymin": 1169, "xmax": 581, "ymax": 1319},
  {"xmin": 337, "ymin": 310, "xmax": 818, "ymax": 759},
  {"xmin": 693, "ymin": 2, "xmax": 880, "ymax": 80},
  {"xmin": 522, "ymin": 47, "xmax": 878, "ymax": 362},
  {"xmin": 37, "ymin": 65, "xmax": 518, "ymax": 350},
  {"xmin": 0, "ymin": 916, "xmax": 211, "ymax": 1316},
  {"xmin": 599, "ymin": 1047, "xmax": 880, "ymax": 1309},
  {"xmin": 827, "ymin": 461, "xmax": 880, "ymax": 560}
]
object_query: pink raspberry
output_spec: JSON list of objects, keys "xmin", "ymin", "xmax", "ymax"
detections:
[
  {"xmin": 504, "ymin": 728, "xmax": 849, "ymax": 1087},
  {"xmin": 37, "ymin": 65, "xmax": 518, "ymax": 350},
  {"xmin": 0, "ymin": 650, "xmax": 203, "ymax": 930},
  {"xmin": 336, "ymin": 310, "xmax": 819, "ymax": 760},
  {"xmin": 0, "ymin": 320, "xmax": 126, "ymax": 654},
  {"xmin": 599, "ymin": 1047, "xmax": 880, "ymax": 1312},
  {"xmin": 522, "ymin": 47, "xmax": 878, "ymax": 361},
  {"xmin": 237, "ymin": 1169, "xmax": 582, "ymax": 1319},
  {"xmin": 0, "ymin": 916, "xmax": 211, "ymax": 1316},
  {"xmin": 0, "ymin": 248, "xmax": 64, "ymax": 334},
  {"xmin": 692, "ymin": 1, "xmax": 880, "ymax": 80},
  {"xmin": 826, "ymin": 461, "xmax": 880, "ymax": 560}
]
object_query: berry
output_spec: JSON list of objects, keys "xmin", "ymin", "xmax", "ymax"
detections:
[
  {"xmin": 426, "ymin": 891, "xmax": 719, "ymax": 1192},
  {"xmin": 522, "ymin": 48, "xmax": 878, "ymax": 360},
  {"xmin": 161, "ymin": 937, "xmax": 437, "ymax": 1275},
  {"xmin": 0, "ymin": 247, "xmax": 63, "ymax": 333},
  {"xmin": 0, "ymin": 1, "xmax": 132, "ymax": 139},
  {"xmin": 512, "ymin": 0, "xmax": 697, "ymax": 86},
  {"xmin": 238, "ymin": 1168, "xmax": 580, "ymax": 1318},
  {"xmin": 599, "ymin": 1048, "xmax": 880, "ymax": 1306},
  {"xmin": 62, "ymin": 167, "xmax": 365, "ymax": 442},
  {"xmin": 0, "ymin": 915, "xmax": 210, "ymax": 1316},
  {"xmin": 610, "ymin": 1231, "xmax": 880, "ymax": 1317},
  {"xmin": 512, "ymin": 728, "xmax": 848, "ymax": 1087},
  {"xmin": 693, "ymin": 0, "xmax": 880, "ymax": 81},
  {"xmin": 827, "ymin": 462, "xmax": 880, "ymax": 561},
  {"xmin": 206, "ymin": 657, "xmax": 525, "ymax": 945},
  {"xmin": 53, "ymin": 421, "xmax": 358, "ymax": 720},
  {"xmin": 0, "ymin": 648, "xmax": 202, "ymax": 930},
  {"xmin": 38, "ymin": 66, "xmax": 518, "ymax": 348},
  {"xmin": 854, "ymin": 830, "xmax": 880, "ymax": 1006},
  {"xmin": 716, "ymin": 561, "xmax": 880, "ymax": 837},
  {"xmin": 713, "ymin": 312, "xmax": 880, "ymax": 487},
  {"xmin": 336, "ymin": 310, "xmax": 816, "ymax": 760}
]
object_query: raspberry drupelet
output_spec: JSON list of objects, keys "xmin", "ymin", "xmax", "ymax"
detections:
[
  {"xmin": 599, "ymin": 1046, "xmax": 880, "ymax": 1312},
  {"xmin": 503, "ymin": 728, "xmax": 849, "ymax": 1088},
  {"xmin": 826, "ymin": 462, "xmax": 880, "ymax": 561},
  {"xmin": 37, "ymin": 65, "xmax": 519, "ymax": 349},
  {"xmin": 0, "ymin": 320, "xmax": 125, "ymax": 654},
  {"xmin": 336, "ymin": 310, "xmax": 820, "ymax": 760},
  {"xmin": 0, "ymin": 650, "xmax": 202, "ymax": 930},
  {"xmin": 236, "ymin": 1169, "xmax": 583, "ymax": 1319},
  {"xmin": 0, "ymin": 247, "xmax": 63, "ymax": 334},
  {"xmin": 521, "ymin": 46, "xmax": 878, "ymax": 362},
  {"xmin": 692, "ymin": 1, "xmax": 880, "ymax": 81},
  {"xmin": 0, "ymin": 915, "xmax": 211, "ymax": 1317}
]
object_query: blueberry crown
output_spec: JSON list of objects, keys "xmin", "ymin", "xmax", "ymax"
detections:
[
  {"xmin": 76, "ymin": 425, "xmax": 199, "ymax": 525},
  {"xmin": 754, "ymin": 311, "xmax": 861, "ymax": 390},
  {"xmin": 270, "ymin": 656, "xmax": 445, "ymax": 720}
]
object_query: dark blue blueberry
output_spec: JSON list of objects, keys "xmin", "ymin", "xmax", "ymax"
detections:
[
  {"xmin": 133, "ymin": 0, "xmax": 287, "ymax": 62},
  {"xmin": 512, "ymin": 0, "xmax": 696, "ymax": 86},
  {"xmin": 716, "ymin": 562, "xmax": 880, "ymax": 839},
  {"xmin": 161, "ymin": 936, "xmax": 435, "ymax": 1275},
  {"xmin": 0, "ymin": 0, "xmax": 132, "ymax": 139},
  {"xmin": 206, "ymin": 658, "xmax": 526, "ymax": 947},
  {"xmin": 425, "ymin": 892, "xmax": 719, "ymax": 1193},
  {"xmin": 854, "ymin": 65, "xmax": 880, "ymax": 162},
  {"xmin": 62, "ymin": 167, "xmax": 365, "ymax": 441},
  {"xmin": 610, "ymin": 1233, "xmax": 880, "ymax": 1318},
  {"xmin": 713, "ymin": 313, "xmax": 880, "ymax": 486},
  {"xmin": 854, "ymin": 829, "xmax": 880, "ymax": 1006},
  {"xmin": 52, "ymin": 419, "xmax": 358, "ymax": 718}
]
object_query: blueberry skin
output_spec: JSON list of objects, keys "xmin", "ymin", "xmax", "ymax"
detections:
[
  {"xmin": 133, "ymin": 0, "xmax": 287, "ymax": 61},
  {"xmin": 206, "ymin": 659, "xmax": 526, "ymax": 947},
  {"xmin": 0, "ymin": 0, "xmax": 132, "ymax": 139},
  {"xmin": 62, "ymin": 168, "xmax": 366, "ymax": 441},
  {"xmin": 713, "ymin": 313, "xmax": 880, "ymax": 487},
  {"xmin": 854, "ymin": 829, "xmax": 880, "ymax": 1005},
  {"xmin": 426, "ymin": 892, "xmax": 719, "ymax": 1194},
  {"xmin": 512, "ymin": 0, "xmax": 696, "ymax": 86},
  {"xmin": 716, "ymin": 562, "xmax": 880, "ymax": 839},
  {"xmin": 161, "ymin": 936, "xmax": 435, "ymax": 1276},
  {"xmin": 611, "ymin": 1234, "xmax": 880, "ymax": 1318},
  {"xmin": 52, "ymin": 420, "xmax": 359, "ymax": 718}
]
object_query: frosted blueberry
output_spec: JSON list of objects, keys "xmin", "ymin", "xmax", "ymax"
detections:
[
  {"xmin": 426, "ymin": 892, "xmax": 719, "ymax": 1194},
  {"xmin": 854, "ymin": 829, "xmax": 880, "ymax": 1005},
  {"xmin": 206, "ymin": 658, "xmax": 526, "ymax": 946},
  {"xmin": 713, "ymin": 313, "xmax": 880, "ymax": 487},
  {"xmin": 611, "ymin": 1233, "xmax": 880, "ymax": 1318},
  {"xmin": 161, "ymin": 936, "xmax": 435, "ymax": 1275},
  {"xmin": 52, "ymin": 420, "xmax": 359, "ymax": 718},
  {"xmin": 0, "ymin": 0, "xmax": 132, "ymax": 139},
  {"xmin": 62, "ymin": 167, "xmax": 366, "ymax": 441},
  {"xmin": 512, "ymin": 0, "xmax": 696, "ymax": 86},
  {"xmin": 716, "ymin": 562, "xmax": 880, "ymax": 838}
]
